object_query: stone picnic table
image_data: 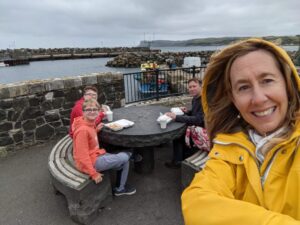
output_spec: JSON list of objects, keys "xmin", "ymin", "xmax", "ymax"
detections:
[{"xmin": 99, "ymin": 105, "xmax": 186, "ymax": 174}]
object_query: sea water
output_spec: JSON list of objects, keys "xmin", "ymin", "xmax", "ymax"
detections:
[
  {"xmin": 0, "ymin": 58, "xmax": 138, "ymax": 84},
  {"xmin": 0, "ymin": 45, "xmax": 298, "ymax": 84}
]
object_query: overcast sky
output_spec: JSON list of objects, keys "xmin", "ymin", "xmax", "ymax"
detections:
[{"xmin": 0, "ymin": 0, "xmax": 299, "ymax": 49}]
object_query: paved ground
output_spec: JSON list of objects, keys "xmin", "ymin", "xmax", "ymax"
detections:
[{"xmin": 0, "ymin": 139, "xmax": 185, "ymax": 225}]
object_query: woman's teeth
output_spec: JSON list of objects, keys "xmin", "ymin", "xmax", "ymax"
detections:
[{"xmin": 254, "ymin": 107, "xmax": 275, "ymax": 117}]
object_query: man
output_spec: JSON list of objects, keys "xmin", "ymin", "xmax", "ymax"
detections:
[
  {"xmin": 69, "ymin": 86, "xmax": 106, "ymax": 138},
  {"xmin": 72, "ymin": 98, "xmax": 136, "ymax": 196},
  {"xmin": 165, "ymin": 78, "xmax": 207, "ymax": 169}
]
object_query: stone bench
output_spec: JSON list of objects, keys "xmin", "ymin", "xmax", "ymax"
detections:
[
  {"xmin": 48, "ymin": 135, "xmax": 113, "ymax": 225},
  {"xmin": 181, "ymin": 149, "xmax": 209, "ymax": 189}
]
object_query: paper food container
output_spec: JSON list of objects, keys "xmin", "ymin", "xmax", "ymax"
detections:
[
  {"xmin": 171, "ymin": 107, "xmax": 184, "ymax": 115},
  {"xmin": 156, "ymin": 114, "xmax": 172, "ymax": 124},
  {"xmin": 105, "ymin": 119, "xmax": 134, "ymax": 131}
]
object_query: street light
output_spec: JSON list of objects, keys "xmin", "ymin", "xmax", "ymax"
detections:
[{"xmin": 296, "ymin": 35, "xmax": 300, "ymax": 67}]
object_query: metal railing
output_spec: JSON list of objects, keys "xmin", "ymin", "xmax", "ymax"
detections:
[{"xmin": 123, "ymin": 66, "xmax": 206, "ymax": 104}]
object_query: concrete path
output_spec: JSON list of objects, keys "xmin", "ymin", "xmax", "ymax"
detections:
[{"xmin": 0, "ymin": 139, "xmax": 184, "ymax": 225}]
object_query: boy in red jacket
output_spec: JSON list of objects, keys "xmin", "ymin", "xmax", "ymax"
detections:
[{"xmin": 72, "ymin": 98, "xmax": 136, "ymax": 196}]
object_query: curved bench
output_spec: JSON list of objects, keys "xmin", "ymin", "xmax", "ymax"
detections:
[
  {"xmin": 48, "ymin": 135, "xmax": 112, "ymax": 225},
  {"xmin": 181, "ymin": 149, "xmax": 209, "ymax": 189}
]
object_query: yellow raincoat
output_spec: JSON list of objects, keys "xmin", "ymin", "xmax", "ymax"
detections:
[{"xmin": 182, "ymin": 39, "xmax": 300, "ymax": 225}]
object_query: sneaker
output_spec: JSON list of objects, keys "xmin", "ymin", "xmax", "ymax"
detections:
[
  {"xmin": 130, "ymin": 153, "xmax": 143, "ymax": 163},
  {"xmin": 165, "ymin": 161, "xmax": 181, "ymax": 169},
  {"xmin": 114, "ymin": 186, "xmax": 136, "ymax": 196}
]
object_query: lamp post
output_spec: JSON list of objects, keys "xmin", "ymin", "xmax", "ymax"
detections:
[{"xmin": 296, "ymin": 35, "xmax": 300, "ymax": 67}]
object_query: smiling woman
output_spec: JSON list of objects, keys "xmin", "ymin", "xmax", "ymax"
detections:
[
  {"xmin": 181, "ymin": 38, "xmax": 300, "ymax": 225},
  {"xmin": 230, "ymin": 50, "xmax": 288, "ymax": 136}
]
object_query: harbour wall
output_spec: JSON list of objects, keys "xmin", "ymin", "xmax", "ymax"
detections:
[
  {"xmin": 0, "ymin": 72, "xmax": 125, "ymax": 156},
  {"xmin": 0, "ymin": 47, "xmax": 158, "ymax": 62}
]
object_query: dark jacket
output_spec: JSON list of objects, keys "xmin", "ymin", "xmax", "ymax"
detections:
[{"xmin": 175, "ymin": 95, "xmax": 204, "ymax": 127}]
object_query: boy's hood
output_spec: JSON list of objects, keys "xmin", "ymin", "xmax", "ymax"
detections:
[{"xmin": 72, "ymin": 116, "xmax": 94, "ymax": 133}]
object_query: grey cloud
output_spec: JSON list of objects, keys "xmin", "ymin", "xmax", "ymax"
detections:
[{"xmin": 0, "ymin": 0, "xmax": 299, "ymax": 48}]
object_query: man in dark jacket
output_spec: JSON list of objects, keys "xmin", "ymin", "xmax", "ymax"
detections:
[{"xmin": 165, "ymin": 78, "xmax": 205, "ymax": 169}]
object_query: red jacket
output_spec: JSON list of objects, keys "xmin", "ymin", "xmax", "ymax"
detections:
[
  {"xmin": 72, "ymin": 116, "xmax": 106, "ymax": 179},
  {"xmin": 69, "ymin": 97, "xmax": 105, "ymax": 137}
]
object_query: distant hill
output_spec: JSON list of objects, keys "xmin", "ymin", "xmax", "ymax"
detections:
[{"xmin": 139, "ymin": 35, "xmax": 300, "ymax": 47}]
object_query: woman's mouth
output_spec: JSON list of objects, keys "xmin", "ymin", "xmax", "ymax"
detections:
[{"xmin": 253, "ymin": 107, "xmax": 276, "ymax": 117}]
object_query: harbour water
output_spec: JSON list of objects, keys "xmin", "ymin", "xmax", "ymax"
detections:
[
  {"xmin": 0, "ymin": 45, "xmax": 298, "ymax": 85},
  {"xmin": 0, "ymin": 58, "xmax": 139, "ymax": 84}
]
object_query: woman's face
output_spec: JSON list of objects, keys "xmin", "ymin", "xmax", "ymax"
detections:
[{"xmin": 230, "ymin": 50, "xmax": 288, "ymax": 135}]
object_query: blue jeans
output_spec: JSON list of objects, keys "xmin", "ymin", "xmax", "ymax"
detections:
[{"xmin": 94, "ymin": 152, "xmax": 131, "ymax": 191}]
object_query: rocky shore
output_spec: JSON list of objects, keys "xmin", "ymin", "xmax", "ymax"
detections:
[{"xmin": 105, "ymin": 51, "xmax": 214, "ymax": 68}]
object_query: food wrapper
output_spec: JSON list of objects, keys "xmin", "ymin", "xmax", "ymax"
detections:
[
  {"xmin": 157, "ymin": 113, "xmax": 172, "ymax": 124},
  {"xmin": 171, "ymin": 107, "xmax": 184, "ymax": 115}
]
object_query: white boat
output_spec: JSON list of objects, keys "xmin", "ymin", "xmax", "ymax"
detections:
[
  {"xmin": 182, "ymin": 56, "xmax": 201, "ymax": 73},
  {"xmin": 183, "ymin": 56, "xmax": 201, "ymax": 68},
  {"xmin": 0, "ymin": 62, "xmax": 8, "ymax": 67}
]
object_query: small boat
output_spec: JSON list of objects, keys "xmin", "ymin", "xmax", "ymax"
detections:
[
  {"xmin": 138, "ymin": 83, "xmax": 168, "ymax": 94},
  {"xmin": 182, "ymin": 56, "xmax": 201, "ymax": 72},
  {"xmin": 0, "ymin": 62, "xmax": 8, "ymax": 67},
  {"xmin": 137, "ymin": 61, "xmax": 169, "ymax": 94},
  {"xmin": 140, "ymin": 61, "xmax": 159, "ymax": 71}
]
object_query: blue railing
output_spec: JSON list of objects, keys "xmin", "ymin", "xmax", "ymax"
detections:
[{"xmin": 123, "ymin": 66, "xmax": 206, "ymax": 104}]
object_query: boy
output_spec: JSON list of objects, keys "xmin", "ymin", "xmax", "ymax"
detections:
[{"xmin": 72, "ymin": 98, "xmax": 136, "ymax": 196}]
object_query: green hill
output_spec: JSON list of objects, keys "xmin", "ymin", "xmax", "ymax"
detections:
[{"xmin": 139, "ymin": 35, "xmax": 300, "ymax": 47}]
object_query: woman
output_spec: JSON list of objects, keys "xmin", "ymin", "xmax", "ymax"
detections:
[
  {"xmin": 182, "ymin": 38, "xmax": 300, "ymax": 224},
  {"xmin": 164, "ymin": 78, "xmax": 209, "ymax": 169}
]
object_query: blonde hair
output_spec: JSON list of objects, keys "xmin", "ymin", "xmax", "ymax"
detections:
[
  {"xmin": 204, "ymin": 39, "xmax": 300, "ymax": 147},
  {"xmin": 82, "ymin": 99, "xmax": 101, "ymax": 111}
]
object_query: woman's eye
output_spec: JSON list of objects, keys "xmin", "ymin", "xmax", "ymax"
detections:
[
  {"xmin": 262, "ymin": 78, "xmax": 273, "ymax": 84},
  {"xmin": 238, "ymin": 85, "xmax": 249, "ymax": 92}
]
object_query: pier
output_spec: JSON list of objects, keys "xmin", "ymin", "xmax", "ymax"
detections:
[
  {"xmin": 0, "ymin": 47, "xmax": 160, "ymax": 65},
  {"xmin": 1, "ymin": 58, "xmax": 30, "ymax": 66}
]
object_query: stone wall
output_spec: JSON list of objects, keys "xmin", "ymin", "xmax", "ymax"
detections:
[{"xmin": 0, "ymin": 72, "xmax": 125, "ymax": 154}]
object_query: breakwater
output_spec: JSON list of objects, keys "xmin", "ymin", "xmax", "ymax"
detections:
[
  {"xmin": 0, "ymin": 72, "xmax": 124, "ymax": 155},
  {"xmin": 106, "ymin": 51, "xmax": 214, "ymax": 68},
  {"xmin": 0, "ymin": 47, "xmax": 160, "ymax": 62}
]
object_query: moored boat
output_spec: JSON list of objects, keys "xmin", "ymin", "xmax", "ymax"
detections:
[
  {"xmin": 137, "ymin": 61, "xmax": 168, "ymax": 94},
  {"xmin": 0, "ymin": 62, "xmax": 8, "ymax": 67}
]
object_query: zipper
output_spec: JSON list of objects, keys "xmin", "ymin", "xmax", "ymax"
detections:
[{"xmin": 260, "ymin": 147, "xmax": 281, "ymax": 188}]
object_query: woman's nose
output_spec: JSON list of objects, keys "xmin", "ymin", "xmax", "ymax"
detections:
[{"xmin": 251, "ymin": 87, "xmax": 268, "ymax": 105}]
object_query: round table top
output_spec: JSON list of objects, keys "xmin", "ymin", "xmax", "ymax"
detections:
[{"xmin": 99, "ymin": 105, "xmax": 186, "ymax": 148}]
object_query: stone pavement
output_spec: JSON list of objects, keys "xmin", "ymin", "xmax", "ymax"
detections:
[{"xmin": 0, "ymin": 138, "xmax": 185, "ymax": 225}]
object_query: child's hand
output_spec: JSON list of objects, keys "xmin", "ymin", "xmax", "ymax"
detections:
[
  {"xmin": 96, "ymin": 123, "xmax": 104, "ymax": 132},
  {"xmin": 93, "ymin": 172, "xmax": 103, "ymax": 184}
]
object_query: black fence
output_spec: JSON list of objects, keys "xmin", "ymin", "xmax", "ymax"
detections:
[{"xmin": 123, "ymin": 66, "xmax": 206, "ymax": 104}]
